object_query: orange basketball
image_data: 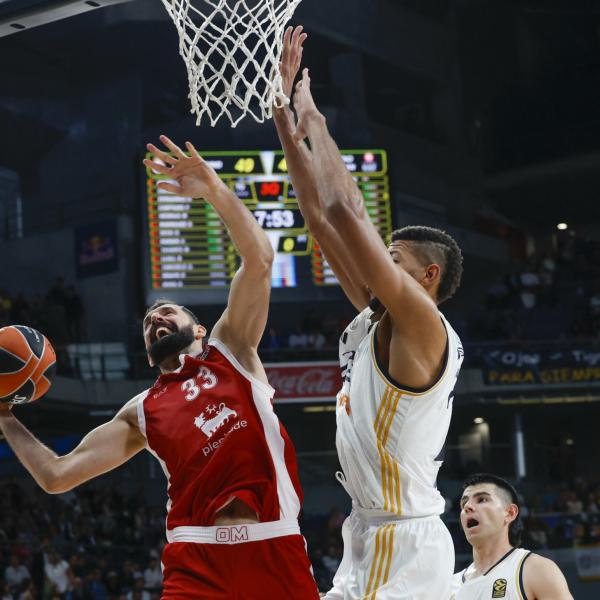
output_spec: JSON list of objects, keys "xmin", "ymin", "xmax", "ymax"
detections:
[{"xmin": 0, "ymin": 325, "xmax": 56, "ymax": 405}]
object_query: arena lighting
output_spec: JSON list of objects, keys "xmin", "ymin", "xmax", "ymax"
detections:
[
  {"xmin": 473, "ymin": 417, "xmax": 485, "ymax": 424},
  {"xmin": 303, "ymin": 405, "xmax": 337, "ymax": 413},
  {"xmin": 557, "ymin": 223, "xmax": 568, "ymax": 230}
]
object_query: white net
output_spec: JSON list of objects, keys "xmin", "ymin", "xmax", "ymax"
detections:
[{"xmin": 160, "ymin": 0, "xmax": 303, "ymax": 127}]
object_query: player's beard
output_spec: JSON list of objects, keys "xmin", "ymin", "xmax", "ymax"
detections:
[{"xmin": 149, "ymin": 324, "xmax": 196, "ymax": 367}]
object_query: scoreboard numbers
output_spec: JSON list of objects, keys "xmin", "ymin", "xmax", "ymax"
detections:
[{"xmin": 144, "ymin": 150, "xmax": 390, "ymax": 300}]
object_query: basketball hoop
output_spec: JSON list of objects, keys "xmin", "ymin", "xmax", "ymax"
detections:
[{"xmin": 160, "ymin": 0, "xmax": 303, "ymax": 127}]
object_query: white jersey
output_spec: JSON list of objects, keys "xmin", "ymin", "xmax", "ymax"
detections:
[
  {"xmin": 450, "ymin": 548, "xmax": 532, "ymax": 600},
  {"xmin": 336, "ymin": 307, "xmax": 463, "ymax": 517}
]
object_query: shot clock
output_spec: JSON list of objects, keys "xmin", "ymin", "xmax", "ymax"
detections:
[{"xmin": 144, "ymin": 150, "xmax": 390, "ymax": 304}]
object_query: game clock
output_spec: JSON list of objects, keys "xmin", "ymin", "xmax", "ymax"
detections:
[
  {"xmin": 252, "ymin": 208, "xmax": 304, "ymax": 230},
  {"xmin": 144, "ymin": 149, "xmax": 391, "ymax": 304}
]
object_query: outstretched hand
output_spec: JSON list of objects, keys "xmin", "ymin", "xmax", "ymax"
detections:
[
  {"xmin": 280, "ymin": 25, "xmax": 307, "ymax": 99},
  {"xmin": 293, "ymin": 68, "xmax": 323, "ymax": 141},
  {"xmin": 143, "ymin": 135, "xmax": 225, "ymax": 200}
]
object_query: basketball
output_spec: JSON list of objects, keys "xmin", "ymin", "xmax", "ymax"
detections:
[{"xmin": 0, "ymin": 326, "xmax": 56, "ymax": 405}]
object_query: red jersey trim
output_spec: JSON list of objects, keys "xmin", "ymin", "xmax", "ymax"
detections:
[{"xmin": 134, "ymin": 389, "xmax": 150, "ymax": 439}]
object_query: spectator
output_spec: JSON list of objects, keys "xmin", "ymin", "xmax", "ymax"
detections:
[
  {"xmin": 566, "ymin": 492, "xmax": 583, "ymax": 515},
  {"xmin": 104, "ymin": 571, "xmax": 121, "ymax": 596},
  {"xmin": 44, "ymin": 549, "xmax": 72, "ymax": 597},
  {"xmin": 86, "ymin": 568, "xmax": 107, "ymax": 600},
  {"xmin": 64, "ymin": 286, "xmax": 85, "ymax": 342},
  {"xmin": 18, "ymin": 581, "xmax": 37, "ymax": 600},
  {"xmin": 588, "ymin": 282, "xmax": 600, "ymax": 318},
  {"xmin": 0, "ymin": 289, "xmax": 12, "ymax": 327},
  {"xmin": 585, "ymin": 492, "xmax": 599, "ymax": 514},
  {"xmin": 322, "ymin": 543, "xmax": 342, "ymax": 578},
  {"xmin": 326, "ymin": 507, "xmax": 345, "ymax": 535},
  {"xmin": 10, "ymin": 292, "xmax": 31, "ymax": 323},
  {"xmin": 288, "ymin": 325, "xmax": 308, "ymax": 349},
  {"xmin": 46, "ymin": 277, "xmax": 66, "ymax": 307},
  {"xmin": 263, "ymin": 326, "xmax": 280, "ymax": 351},
  {"xmin": 126, "ymin": 577, "xmax": 150, "ymax": 600},
  {"xmin": 5, "ymin": 554, "xmax": 31, "ymax": 591},
  {"xmin": 519, "ymin": 287, "xmax": 537, "ymax": 309},
  {"xmin": 142, "ymin": 558, "xmax": 161, "ymax": 592},
  {"xmin": 64, "ymin": 577, "xmax": 85, "ymax": 600},
  {"xmin": 485, "ymin": 281, "xmax": 510, "ymax": 310},
  {"xmin": 120, "ymin": 560, "xmax": 142, "ymax": 591},
  {"xmin": 1, "ymin": 583, "xmax": 13, "ymax": 600},
  {"xmin": 308, "ymin": 327, "xmax": 326, "ymax": 350}
]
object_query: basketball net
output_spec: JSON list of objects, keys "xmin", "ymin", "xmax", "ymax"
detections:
[{"xmin": 160, "ymin": 0, "xmax": 303, "ymax": 127}]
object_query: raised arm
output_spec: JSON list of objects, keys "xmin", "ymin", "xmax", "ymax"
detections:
[
  {"xmin": 273, "ymin": 27, "xmax": 369, "ymax": 310},
  {"xmin": 293, "ymin": 72, "xmax": 446, "ymax": 354},
  {"xmin": 0, "ymin": 399, "xmax": 145, "ymax": 494},
  {"xmin": 144, "ymin": 136, "xmax": 273, "ymax": 381}
]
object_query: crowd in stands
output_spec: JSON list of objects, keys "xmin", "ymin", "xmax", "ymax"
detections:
[
  {"xmin": 260, "ymin": 309, "xmax": 353, "ymax": 356},
  {"xmin": 0, "ymin": 278, "xmax": 85, "ymax": 346},
  {"xmin": 469, "ymin": 231, "xmax": 600, "ymax": 342},
  {"xmin": 0, "ymin": 474, "xmax": 598, "ymax": 598},
  {"xmin": 0, "ymin": 482, "xmax": 165, "ymax": 599},
  {"xmin": 259, "ymin": 231, "xmax": 600, "ymax": 352}
]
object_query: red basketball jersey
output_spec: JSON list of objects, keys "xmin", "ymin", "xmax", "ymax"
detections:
[{"xmin": 135, "ymin": 339, "xmax": 303, "ymax": 530}]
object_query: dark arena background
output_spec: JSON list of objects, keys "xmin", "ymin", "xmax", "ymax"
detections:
[{"xmin": 1, "ymin": 0, "xmax": 600, "ymax": 597}]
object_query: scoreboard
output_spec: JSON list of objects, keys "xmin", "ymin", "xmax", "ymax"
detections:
[{"xmin": 144, "ymin": 149, "xmax": 390, "ymax": 305}]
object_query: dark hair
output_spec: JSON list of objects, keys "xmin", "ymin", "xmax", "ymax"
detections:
[
  {"xmin": 390, "ymin": 226, "xmax": 463, "ymax": 304},
  {"xmin": 462, "ymin": 473, "xmax": 523, "ymax": 547},
  {"xmin": 144, "ymin": 298, "xmax": 199, "ymax": 325}
]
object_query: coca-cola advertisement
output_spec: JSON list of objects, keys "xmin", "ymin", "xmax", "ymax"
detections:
[{"xmin": 265, "ymin": 362, "xmax": 341, "ymax": 402}]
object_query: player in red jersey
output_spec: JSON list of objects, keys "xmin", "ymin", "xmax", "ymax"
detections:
[{"xmin": 0, "ymin": 135, "xmax": 320, "ymax": 599}]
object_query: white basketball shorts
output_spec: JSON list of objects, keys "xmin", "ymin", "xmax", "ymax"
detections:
[{"xmin": 322, "ymin": 510, "xmax": 454, "ymax": 600}]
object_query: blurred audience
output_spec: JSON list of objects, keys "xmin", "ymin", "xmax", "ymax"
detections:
[
  {"xmin": 0, "ymin": 482, "xmax": 164, "ymax": 600},
  {"xmin": 0, "ymin": 278, "xmax": 85, "ymax": 345},
  {"xmin": 470, "ymin": 231, "xmax": 600, "ymax": 342},
  {"xmin": 0, "ymin": 474, "xmax": 597, "ymax": 597}
]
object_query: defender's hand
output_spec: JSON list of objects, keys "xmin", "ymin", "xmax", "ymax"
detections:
[
  {"xmin": 143, "ymin": 135, "xmax": 226, "ymax": 200},
  {"xmin": 280, "ymin": 25, "xmax": 308, "ymax": 99},
  {"xmin": 293, "ymin": 69, "xmax": 324, "ymax": 141}
]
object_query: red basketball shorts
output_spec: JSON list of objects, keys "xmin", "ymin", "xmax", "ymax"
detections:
[{"xmin": 161, "ymin": 519, "xmax": 320, "ymax": 599}]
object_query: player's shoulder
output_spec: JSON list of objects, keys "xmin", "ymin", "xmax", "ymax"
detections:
[
  {"xmin": 117, "ymin": 389, "xmax": 151, "ymax": 423},
  {"xmin": 521, "ymin": 551, "xmax": 559, "ymax": 575},
  {"xmin": 521, "ymin": 551, "xmax": 573, "ymax": 599}
]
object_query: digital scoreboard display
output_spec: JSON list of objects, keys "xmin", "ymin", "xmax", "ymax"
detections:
[{"xmin": 144, "ymin": 149, "xmax": 390, "ymax": 305}]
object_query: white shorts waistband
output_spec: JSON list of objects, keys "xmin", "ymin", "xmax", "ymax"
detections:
[
  {"xmin": 352, "ymin": 507, "xmax": 441, "ymax": 525},
  {"xmin": 166, "ymin": 519, "xmax": 300, "ymax": 545}
]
